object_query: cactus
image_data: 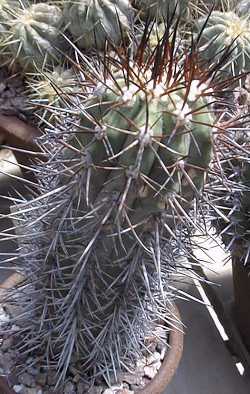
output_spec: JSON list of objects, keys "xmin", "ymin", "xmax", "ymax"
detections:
[
  {"xmin": 26, "ymin": 66, "xmax": 81, "ymax": 124},
  {"xmin": 212, "ymin": 149, "xmax": 250, "ymax": 263},
  {"xmin": 1, "ymin": 23, "xmax": 232, "ymax": 389},
  {"xmin": 0, "ymin": 2, "xmax": 246, "ymax": 393},
  {"xmin": 3, "ymin": 3, "xmax": 66, "ymax": 70},
  {"xmin": 64, "ymin": 0, "xmax": 133, "ymax": 51},
  {"xmin": 196, "ymin": 10, "xmax": 250, "ymax": 75},
  {"xmin": 211, "ymin": 81, "xmax": 250, "ymax": 265}
]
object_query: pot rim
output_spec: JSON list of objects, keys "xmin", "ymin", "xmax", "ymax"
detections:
[
  {"xmin": 0, "ymin": 273, "xmax": 184, "ymax": 394},
  {"xmin": 136, "ymin": 301, "xmax": 183, "ymax": 394}
]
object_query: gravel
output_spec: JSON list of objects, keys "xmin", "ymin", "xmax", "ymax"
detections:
[{"xmin": 0, "ymin": 306, "xmax": 168, "ymax": 394}]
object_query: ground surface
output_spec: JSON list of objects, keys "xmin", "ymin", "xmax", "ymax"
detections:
[{"xmin": 166, "ymin": 238, "xmax": 250, "ymax": 394}]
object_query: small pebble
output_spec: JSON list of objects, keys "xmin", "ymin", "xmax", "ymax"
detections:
[
  {"xmin": 136, "ymin": 356, "xmax": 146, "ymax": 370},
  {"xmin": 144, "ymin": 335, "xmax": 157, "ymax": 353},
  {"xmin": 154, "ymin": 360, "xmax": 162, "ymax": 371},
  {"xmin": 118, "ymin": 372, "xmax": 143, "ymax": 386},
  {"xmin": 47, "ymin": 370, "xmax": 57, "ymax": 385},
  {"xmin": 64, "ymin": 381, "xmax": 76, "ymax": 394},
  {"xmin": 1, "ymin": 351, "xmax": 14, "ymax": 372},
  {"xmin": 77, "ymin": 381, "xmax": 89, "ymax": 394},
  {"xmin": 73, "ymin": 373, "xmax": 80, "ymax": 383},
  {"xmin": 26, "ymin": 388, "xmax": 42, "ymax": 394},
  {"xmin": 88, "ymin": 387, "xmax": 103, "ymax": 394},
  {"xmin": 146, "ymin": 351, "xmax": 161, "ymax": 365},
  {"xmin": 144, "ymin": 365, "xmax": 157, "ymax": 380},
  {"xmin": 36, "ymin": 373, "xmax": 47, "ymax": 386},
  {"xmin": 159, "ymin": 347, "xmax": 166, "ymax": 360},
  {"xmin": 13, "ymin": 384, "xmax": 24, "ymax": 393},
  {"xmin": 1, "ymin": 337, "xmax": 13, "ymax": 351},
  {"xmin": 103, "ymin": 387, "xmax": 123, "ymax": 394},
  {"xmin": 141, "ymin": 376, "xmax": 151, "ymax": 387},
  {"xmin": 19, "ymin": 372, "xmax": 36, "ymax": 387},
  {"xmin": 26, "ymin": 366, "xmax": 39, "ymax": 376},
  {"xmin": 0, "ymin": 306, "xmax": 10, "ymax": 326}
]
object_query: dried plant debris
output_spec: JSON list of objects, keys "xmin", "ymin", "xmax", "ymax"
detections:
[{"xmin": 0, "ymin": 67, "xmax": 29, "ymax": 120}]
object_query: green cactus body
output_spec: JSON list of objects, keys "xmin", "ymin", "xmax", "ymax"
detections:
[
  {"xmin": 64, "ymin": 0, "xmax": 133, "ymax": 50},
  {"xmin": 5, "ymin": 3, "xmax": 65, "ymax": 69},
  {"xmin": 77, "ymin": 74, "xmax": 214, "ymax": 216},
  {"xmin": 196, "ymin": 11, "xmax": 250, "ymax": 74}
]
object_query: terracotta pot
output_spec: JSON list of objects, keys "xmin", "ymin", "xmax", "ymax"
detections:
[
  {"xmin": 0, "ymin": 274, "xmax": 184, "ymax": 394},
  {"xmin": 232, "ymin": 256, "xmax": 250, "ymax": 352},
  {"xmin": 0, "ymin": 115, "xmax": 41, "ymax": 188},
  {"xmin": 137, "ymin": 302, "xmax": 183, "ymax": 394}
]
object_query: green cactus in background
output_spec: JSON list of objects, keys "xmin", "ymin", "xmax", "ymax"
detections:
[
  {"xmin": 196, "ymin": 10, "xmax": 250, "ymax": 75},
  {"xmin": 3, "ymin": 2, "xmax": 66, "ymax": 70},
  {"xmin": 64, "ymin": 0, "xmax": 133, "ymax": 50},
  {"xmin": 0, "ymin": 0, "xmax": 14, "ymax": 23},
  {"xmin": 211, "ymin": 87, "xmax": 250, "ymax": 265},
  {"xmin": 132, "ymin": 0, "xmax": 182, "ymax": 20},
  {"xmin": 212, "ymin": 142, "xmax": 250, "ymax": 264},
  {"xmin": 0, "ymin": 0, "xmax": 18, "ymax": 64},
  {"xmin": 26, "ymin": 66, "xmax": 82, "ymax": 124},
  {"xmin": 239, "ymin": 163, "xmax": 250, "ymax": 261}
]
